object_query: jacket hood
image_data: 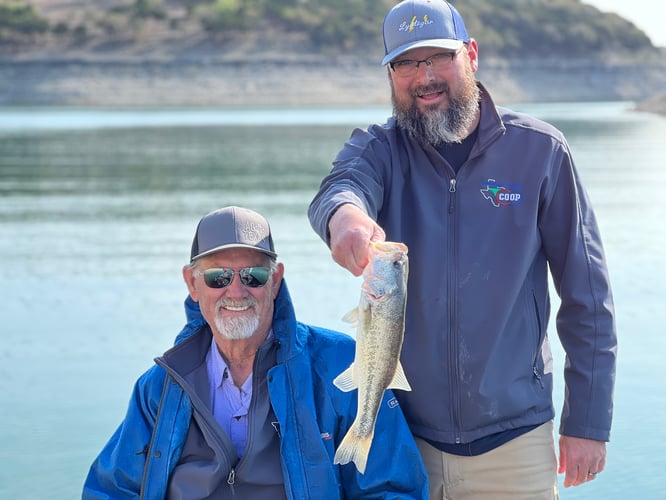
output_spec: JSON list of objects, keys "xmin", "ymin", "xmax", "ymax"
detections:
[{"xmin": 269, "ymin": 280, "xmax": 305, "ymax": 362}]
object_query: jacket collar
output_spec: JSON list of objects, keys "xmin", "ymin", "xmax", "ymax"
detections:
[
  {"xmin": 267, "ymin": 280, "xmax": 304, "ymax": 363},
  {"xmin": 473, "ymin": 81, "xmax": 506, "ymax": 158}
]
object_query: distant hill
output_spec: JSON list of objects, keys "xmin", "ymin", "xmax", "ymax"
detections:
[
  {"xmin": 1, "ymin": 0, "xmax": 665, "ymax": 107},
  {"xmin": 0, "ymin": 0, "xmax": 660, "ymax": 61}
]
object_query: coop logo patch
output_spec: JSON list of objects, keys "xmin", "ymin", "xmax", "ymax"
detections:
[{"xmin": 480, "ymin": 179, "xmax": 523, "ymax": 207}]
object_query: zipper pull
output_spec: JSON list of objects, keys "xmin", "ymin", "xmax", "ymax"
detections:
[
  {"xmin": 533, "ymin": 367, "xmax": 544, "ymax": 389},
  {"xmin": 449, "ymin": 178, "xmax": 457, "ymax": 213},
  {"xmin": 227, "ymin": 468, "xmax": 236, "ymax": 495}
]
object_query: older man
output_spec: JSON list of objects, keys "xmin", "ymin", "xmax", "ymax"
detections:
[
  {"xmin": 84, "ymin": 206, "xmax": 427, "ymax": 499},
  {"xmin": 309, "ymin": 1, "xmax": 617, "ymax": 498}
]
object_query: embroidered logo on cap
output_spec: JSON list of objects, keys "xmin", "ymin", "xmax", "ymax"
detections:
[
  {"xmin": 399, "ymin": 14, "xmax": 432, "ymax": 33},
  {"xmin": 241, "ymin": 221, "xmax": 266, "ymax": 243}
]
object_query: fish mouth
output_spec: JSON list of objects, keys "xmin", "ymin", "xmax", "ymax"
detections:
[
  {"xmin": 371, "ymin": 241, "xmax": 408, "ymax": 253},
  {"xmin": 362, "ymin": 281, "xmax": 388, "ymax": 301}
]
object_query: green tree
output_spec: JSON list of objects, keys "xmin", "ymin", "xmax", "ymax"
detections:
[{"xmin": 0, "ymin": 2, "xmax": 49, "ymax": 37}]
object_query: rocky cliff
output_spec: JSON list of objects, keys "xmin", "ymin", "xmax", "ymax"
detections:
[{"xmin": 2, "ymin": 0, "xmax": 666, "ymax": 108}]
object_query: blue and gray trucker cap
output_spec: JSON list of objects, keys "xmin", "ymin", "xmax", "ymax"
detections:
[
  {"xmin": 190, "ymin": 206, "xmax": 277, "ymax": 262},
  {"xmin": 382, "ymin": 0, "xmax": 470, "ymax": 65}
]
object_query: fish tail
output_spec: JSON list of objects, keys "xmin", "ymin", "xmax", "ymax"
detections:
[{"xmin": 333, "ymin": 428, "xmax": 372, "ymax": 474}]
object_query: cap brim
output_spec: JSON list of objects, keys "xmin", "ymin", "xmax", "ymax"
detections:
[
  {"xmin": 382, "ymin": 39, "xmax": 464, "ymax": 66},
  {"xmin": 191, "ymin": 243, "xmax": 277, "ymax": 262}
]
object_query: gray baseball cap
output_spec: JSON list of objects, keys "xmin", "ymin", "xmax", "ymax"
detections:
[
  {"xmin": 190, "ymin": 206, "xmax": 277, "ymax": 262},
  {"xmin": 382, "ymin": 0, "xmax": 470, "ymax": 66}
]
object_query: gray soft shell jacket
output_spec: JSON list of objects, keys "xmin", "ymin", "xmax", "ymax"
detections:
[{"xmin": 309, "ymin": 83, "xmax": 617, "ymax": 445}]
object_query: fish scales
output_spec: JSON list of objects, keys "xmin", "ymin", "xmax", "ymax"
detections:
[{"xmin": 333, "ymin": 241, "xmax": 412, "ymax": 474}]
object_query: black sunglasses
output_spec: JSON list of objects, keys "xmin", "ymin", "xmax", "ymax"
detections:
[{"xmin": 202, "ymin": 267, "xmax": 271, "ymax": 289}]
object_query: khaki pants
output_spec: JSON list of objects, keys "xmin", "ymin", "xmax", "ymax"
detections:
[{"xmin": 415, "ymin": 421, "xmax": 558, "ymax": 500}]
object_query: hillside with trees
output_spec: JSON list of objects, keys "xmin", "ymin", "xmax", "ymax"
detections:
[
  {"xmin": 1, "ymin": 0, "xmax": 660, "ymax": 59},
  {"xmin": 1, "ymin": 0, "xmax": 665, "ymax": 106}
]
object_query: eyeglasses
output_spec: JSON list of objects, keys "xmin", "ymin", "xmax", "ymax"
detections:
[
  {"xmin": 389, "ymin": 49, "xmax": 462, "ymax": 78},
  {"xmin": 202, "ymin": 267, "xmax": 271, "ymax": 289}
]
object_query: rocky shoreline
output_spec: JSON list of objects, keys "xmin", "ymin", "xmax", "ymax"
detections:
[
  {"xmin": 4, "ymin": 0, "xmax": 666, "ymax": 112},
  {"xmin": 2, "ymin": 54, "xmax": 666, "ymax": 110}
]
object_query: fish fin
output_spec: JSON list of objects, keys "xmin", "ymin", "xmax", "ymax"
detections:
[
  {"xmin": 333, "ymin": 364, "xmax": 357, "ymax": 392},
  {"xmin": 388, "ymin": 361, "xmax": 412, "ymax": 392},
  {"xmin": 334, "ymin": 428, "xmax": 372, "ymax": 474},
  {"xmin": 341, "ymin": 308, "xmax": 359, "ymax": 327}
]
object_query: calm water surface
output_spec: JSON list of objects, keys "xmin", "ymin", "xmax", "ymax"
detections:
[{"xmin": 0, "ymin": 103, "xmax": 664, "ymax": 499}]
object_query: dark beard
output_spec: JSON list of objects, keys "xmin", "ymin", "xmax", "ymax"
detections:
[{"xmin": 392, "ymin": 77, "xmax": 480, "ymax": 147}]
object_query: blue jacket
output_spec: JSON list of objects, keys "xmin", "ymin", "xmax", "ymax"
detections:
[
  {"xmin": 83, "ymin": 282, "xmax": 428, "ymax": 499},
  {"xmin": 309, "ymin": 83, "xmax": 617, "ymax": 445}
]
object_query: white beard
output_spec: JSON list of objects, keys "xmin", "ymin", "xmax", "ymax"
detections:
[
  {"xmin": 392, "ymin": 69, "xmax": 480, "ymax": 146},
  {"xmin": 213, "ymin": 296, "xmax": 260, "ymax": 340},
  {"xmin": 215, "ymin": 313, "xmax": 259, "ymax": 340}
]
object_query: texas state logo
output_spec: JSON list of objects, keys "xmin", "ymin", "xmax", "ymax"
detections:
[{"xmin": 480, "ymin": 179, "xmax": 523, "ymax": 207}]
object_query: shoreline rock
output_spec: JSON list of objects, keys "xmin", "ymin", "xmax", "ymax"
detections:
[
  {"xmin": 2, "ymin": 55, "xmax": 666, "ymax": 109},
  {"xmin": 4, "ymin": 0, "xmax": 666, "ymax": 111},
  {"xmin": 634, "ymin": 92, "xmax": 666, "ymax": 115}
]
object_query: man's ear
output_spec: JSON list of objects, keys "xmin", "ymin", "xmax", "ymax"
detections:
[
  {"xmin": 272, "ymin": 262, "xmax": 285, "ymax": 299},
  {"xmin": 182, "ymin": 265, "xmax": 199, "ymax": 302},
  {"xmin": 466, "ymin": 38, "xmax": 479, "ymax": 73}
]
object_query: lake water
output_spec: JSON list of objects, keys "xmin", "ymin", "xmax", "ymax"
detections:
[{"xmin": 1, "ymin": 102, "xmax": 664, "ymax": 499}]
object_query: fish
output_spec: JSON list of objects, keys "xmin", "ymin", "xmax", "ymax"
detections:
[{"xmin": 333, "ymin": 241, "xmax": 412, "ymax": 474}]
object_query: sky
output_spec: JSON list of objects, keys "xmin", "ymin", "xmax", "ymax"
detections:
[{"xmin": 583, "ymin": 0, "xmax": 666, "ymax": 47}]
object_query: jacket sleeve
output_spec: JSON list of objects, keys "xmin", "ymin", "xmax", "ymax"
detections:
[
  {"xmin": 339, "ymin": 389, "xmax": 429, "ymax": 499},
  {"xmin": 539, "ymin": 141, "xmax": 617, "ymax": 441},
  {"xmin": 82, "ymin": 367, "xmax": 167, "ymax": 499},
  {"xmin": 308, "ymin": 126, "xmax": 391, "ymax": 244}
]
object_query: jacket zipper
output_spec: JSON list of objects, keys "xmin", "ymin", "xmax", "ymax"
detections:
[
  {"xmin": 155, "ymin": 357, "xmax": 238, "ymax": 497},
  {"xmin": 530, "ymin": 292, "xmax": 545, "ymax": 389},
  {"xmin": 224, "ymin": 340, "xmax": 271, "ymax": 498},
  {"xmin": 140, "ymin": 374, "xmax": 171, "ymax": 499},
  {"xmin": 447, "ymin": 178, "xmax": 462, "ymax": 442}
]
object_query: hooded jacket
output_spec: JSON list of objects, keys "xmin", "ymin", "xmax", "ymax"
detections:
[
  {"xmin": 83, "ymin": 283, "xmax": 428, "ymax": 499},
  {"xmin": 308, "ymin": 83, "xmax": 617, "ymax": 446}
]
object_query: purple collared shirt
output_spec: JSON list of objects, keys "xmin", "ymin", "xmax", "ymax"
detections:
[{"xmin": 206, "ymin": 336, "xmax": 254, "ymax": 457}]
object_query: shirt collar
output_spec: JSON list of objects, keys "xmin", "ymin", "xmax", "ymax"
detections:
[{"xmin": 207, "ymin": 330, "xmax": 274, "ymax": 389}]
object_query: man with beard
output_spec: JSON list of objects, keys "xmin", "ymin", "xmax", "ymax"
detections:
[
  {"xmin": 83, "ymin": 206, "xmax": 428, "ymax": 499},
  {"xmin": 308, "ymin": 1, "xmax": 617, "ymax": 499}
]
